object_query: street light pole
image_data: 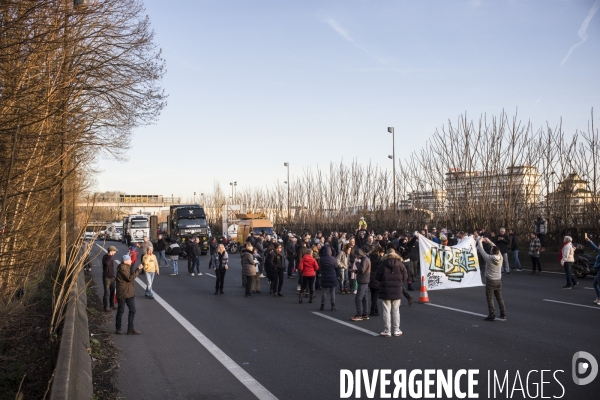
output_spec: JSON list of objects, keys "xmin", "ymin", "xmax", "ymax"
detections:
[
  {"xmin": 388, "ymin": 127, "xmax": 396, "ymax": 212},
  {"xmin": 284, "ymin": 162, "xmax": 290, "ymax": 226}
]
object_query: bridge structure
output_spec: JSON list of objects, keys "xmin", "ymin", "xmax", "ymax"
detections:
[{"xmin": 77, "ymin": 194, "xmax": 182, "ymax": 214}]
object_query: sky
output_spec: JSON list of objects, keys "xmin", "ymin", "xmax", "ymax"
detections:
[{"xmin": 94, "ymin": 0, "xmax": 600, "ymax": 200}]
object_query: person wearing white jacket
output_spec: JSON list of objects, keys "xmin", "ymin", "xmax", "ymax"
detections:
[{"xmin": 560, "ymin": 236, "xmax": 578, "ymax": 289}]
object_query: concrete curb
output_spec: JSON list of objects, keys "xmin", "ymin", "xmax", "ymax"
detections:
[{"xmin": 50, "ymin": 271, "xmax": 93, "ymax": 400}]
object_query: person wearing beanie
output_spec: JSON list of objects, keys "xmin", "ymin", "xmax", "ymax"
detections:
[{"xmin": 115, "ymin": 254, "xmax": 143, "ymax": 335}]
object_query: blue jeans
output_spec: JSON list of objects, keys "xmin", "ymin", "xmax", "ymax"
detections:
[
  {"xmin": 512, "ymin": 250, "xmax": 521, "ymax": 269},
  {"xmin": 355, "ymin": 284, "xmax": 370, "ymax": 316},
  {"xmin": 338, "ymin": 269, "xmax": 348, "ymax": 291},
  {"xmin": 157, "ymin": 250, "xmax": 168, "ymax": 267},
  {"xmin": 502, "ymin": 253, "xmax": 510, "ymax": 273},
  {"xmin": 171, "ymin": 259, "xmax": 179, "ymax": 274},
  {"xmin": 145, "ymin": 272, "xmax": 155, "ymax": 297},
  {"xmin": 564, "ymin": 262, "xmax": 576, "ymax": 286},
  {"xmin": 593, "ymin": 273, "xmax": 600, "ymax": 298},
  {"xmin": 192, "ymin": 256, "xmax": 201, "ymax": 274}
]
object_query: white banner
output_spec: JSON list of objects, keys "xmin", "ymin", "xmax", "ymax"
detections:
[{"xmin": 419, "ymin": 235, "xmax": 483, "ymax": 291}]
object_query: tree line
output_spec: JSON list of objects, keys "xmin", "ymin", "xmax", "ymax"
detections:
[{"xmin": 0, "ymin": 0, "xmax": 166, "ymax": 382}]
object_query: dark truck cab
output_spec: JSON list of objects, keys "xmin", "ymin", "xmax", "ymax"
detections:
[{"xmin": 167, "ymin": 204, "xmax": 210, "ymax": 255}]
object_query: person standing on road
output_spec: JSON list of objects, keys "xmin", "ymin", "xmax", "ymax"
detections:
[
  {"xmin": 286, "ymin": 236, "xmax": 297, "ymax": 279},
  {"xmin": 476, "ymin": 237, "xmax": 506, "ymax": 321},
  {"xmin": 560, "ymin": 236, "xmax": 578, "ymax": 289},
  {"xmin": 376, "ymin": 248, "xmax": 408, "ymax": 337},
  {"xmin": 508, "ymin": 229, "xmax": 522, "ymax": 271},
  {"xmin": 241, "ymin": 243, "xmax": 256, "ymax": 297},
  {"xmin": 209, "ymin": 237, "xmax": 218, "ymax": 269},
  {"xmin": 298, "ymin": 250, "xmax": 319, "ymax": 304},
  {"xmin": 214, "ymin": 244, "xmax": 229, "ymax": 295},
  {"xmin": 337, "ymin": 244, "xmax": 351, "ymax": 294},
  {"xmin": 319, "ymin": 245, "xmax": 338, "ymax": 311},
  {"xmin": 142, "ymin": 246, "xmax": 159, "ymax": 299},
  {"xmin": 141, "ymin": 236, "xmax": 152, "ymax": 256},
  {"xmin": 102, "ymin": 246, "xmax": 118, "ymax": 311},
  {"xmin": 269, "ymin": 243, "xmax": 285, "ymax": 297},
  {"xmin": 190, "ymin": 237, "xmax": 203, "ymax": 276},
  {"xmin": 528, "ymin": 232, "xmax": 542, "ymax": 274},
  {"xmin": 533, "ymin": 215, "xmax": 548, "ymax": 251},
  {"xmin": 368, "ymin": 246, "xmax": 384, "ymax": 316},
  {"xmin": 155, "ymin": 234, "xmax": 169, "ymax": 268},
  {"xmin": 583, "ymin": 236, "xmax": 600, "ymax": 304},
  {"xmin": 167, "ymin": 239, "xmax": 181, "ymax": 275},
  {"xmin": 493, "ymin": 228, "xmax": 510, "ymax": 274},
  {"xmin": 351, "ymin": 248, "xmax": 371, "ymax": 321},
  {"xmin": 185, "ymin": 237, "xmax": 194, "ymax": 274},
  {"xmin": 115, "ymin": 254, "xmax": 143, "ymax": 335}
]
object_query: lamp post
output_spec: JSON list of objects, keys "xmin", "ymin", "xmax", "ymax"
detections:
[
  {"xmin": 230, "ymin": 182, "xmax": 237, "ymax": 204},
  {"xmin": 388, "ymin": 127, "xmax": 396, "ymax": 212},
  {"xmin": 284, "ymin": 162, "xmax": 290, "ymax": 225}
]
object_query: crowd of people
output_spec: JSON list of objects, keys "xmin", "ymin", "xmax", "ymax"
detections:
[{"xmin": 98, "ymin": 214, "xmax": 600, "ymax": 337}]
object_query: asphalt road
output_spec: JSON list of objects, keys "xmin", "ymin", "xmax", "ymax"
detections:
[{"xmin": 89, "ymin": 241, "xmax": 600, "ymax": 400}]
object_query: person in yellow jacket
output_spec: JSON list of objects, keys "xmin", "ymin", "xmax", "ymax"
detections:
[
  {"xmin": 142, "ymin": 246, "xmax": 159, "ymax": 299},
  {"xmin": 358, "ymin": 217, "xmax": 368, "ymax": 231}
]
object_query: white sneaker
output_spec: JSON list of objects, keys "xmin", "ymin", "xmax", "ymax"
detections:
[
  {"xmin": 393, "ymin": 330, "xmax": 403, "ymax": 337},
  {"xmin": 594, "ymin": 299, "xmax": 600, "ymax": 305},
  {"xmin": 260, "ymin": 274, "xmax": 266, "ymax": 278},
  {"xmin": 296, "ymin": 285, "xmax": 301, "ymax": 291},
  {"xmin": 380, "ymin": 330, "xmax": 391, "ymax": 337},
  {"xmin": 191, "ymin": 273, "xmax": 195, "ymax": 276},
  {"xmin": 197, "ymin": 272, "xmax": 202, "ymax": 276}
]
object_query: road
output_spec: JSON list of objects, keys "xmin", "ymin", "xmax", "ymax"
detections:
[{"xmin": 89, "ymin": 241, "xmax": 600, "ymax": 400}]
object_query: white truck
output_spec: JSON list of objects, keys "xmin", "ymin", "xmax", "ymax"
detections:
[
  {"xmin": 107, "ymin": 222, "xmax": 123, "ymax": 241},
  {"xmin": 126, "ymin": 215, "xmax": 150, "ymax": 243}
]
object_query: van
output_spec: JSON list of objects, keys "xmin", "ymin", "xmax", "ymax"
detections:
[{"xmin": 236, "ymin": 213, "xmax": 274, "ymax": 244}]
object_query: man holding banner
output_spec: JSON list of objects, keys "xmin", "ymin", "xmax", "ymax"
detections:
[
  {"xmin": 418, "ymin": 232, "xmax": 505, "ymax": 321},
  {"xmin": 476, "ymin": 237, "xmax": 506, "ymax": 321}
]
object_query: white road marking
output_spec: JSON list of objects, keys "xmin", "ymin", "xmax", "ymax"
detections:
[
  {"xmin": 134, "ymin": 278, "xmax": 278, "ymax": 400},
  {"xmin": 205, "ymin": 273, "xmax": 216, "ymax": 278},
  {"xmin": 422, "ymin": 303, "xmax": 501, "ymax": 319},
  {"xmin": 520, "ymin": 269, "xmax": 562, "ymax": 275},
  {"xmin": 542, "ymin": 299, "xmax": 600, "ymax": 310},
  {"xmin": 584, "ymin": 287, "xmax": 594, "ymax": 290},
  {"xmin": 312, "ymin": 312, "xmax": 380, "ymax": 336},
  {"xmin": 96, "ymin": 243, "xmax": 107, "ymax": 253}
]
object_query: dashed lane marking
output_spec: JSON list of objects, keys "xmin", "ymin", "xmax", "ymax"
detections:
[
  {"xmin": 542, "ymin": 299, "xmax": 600, "ymax": 310},
  {"xmin": 312, "ymin": 312, "xmax": 380, "ymax": 336}
]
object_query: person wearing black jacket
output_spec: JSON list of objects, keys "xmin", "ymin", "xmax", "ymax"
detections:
[
  {"xmin": 368, "ymin": 247, "xmax": 384, "ymax": 316},
  {"xmin": 319, "ymin": 245, "xmax": 338, "ymax": 311},
  {"xmin": 155, "ymin": 234, "xmax": 168, "ymax": 268},
  {"xmin": 285, "ymin": 236, "xmax": 297, "ymax": 278},
  {"xmin": 508, "ymin": 229, "xmax": 522, "ymax": 271},
  {"xmin": 351, "ymin": 248, "xmax": 371, "ymax": 321},
  {"xmin": 493, "ymin": 228, "xmax": 511, "ymax": 274},
  {"xmin": 190, "ymin": 237, "xmax": 202, "ymax": 276},
  {"xmin": 255, "ymin": 237, "xmax": 265, "ymax": 277},
  {"xmin": 185, "ymin": 237, "xmax": 194, "ymax": 274},
  {"xmin": 208, "ymin": 237, "xmax": 218, "ymax": 269},
  {"xmin": 102, "ymin": 246, "xmax": 118, "ymax": 311},
  {"xmin": 269, "ymin": 244, "xmax": 285, "ymax": 297},
  {"xmin": 376, "ymin": 248, "xmax": 408, "ymax": 337}
]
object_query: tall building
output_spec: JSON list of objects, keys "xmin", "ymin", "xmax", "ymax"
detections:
[
  {"xmin": 547, "ymin": 172, "xmax": 595, "ymax": 215},
  {"xmin": 444, "ymin": 165, "xmax": 541, "ymax": 213},
  {"xmin": 399, "ymin": 190, "xmax": 447, "ymax": 216}
]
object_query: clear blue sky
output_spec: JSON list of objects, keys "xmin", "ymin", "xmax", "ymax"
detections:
[{"xmin": 95, "ymin": 0, "xmax": 600, "ymax": 199}]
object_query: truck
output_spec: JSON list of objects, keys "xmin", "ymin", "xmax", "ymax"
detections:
[
  {"xmin": 106, "ymin": 222, "xmax": 123, "ymax": 241},
  {"xmin": 236, "ymin": 213, "xmax": 274, "ymax": 243},
  {"xmin": 167, "ymin": 204, "xmax": 210, "ymax": 255},
  {"xmin": 124, "ymin": 214, "xmax": 150, "ymax": 244}
]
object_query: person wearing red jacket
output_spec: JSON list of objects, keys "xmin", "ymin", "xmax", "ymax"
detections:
[{"xmin": 298, "ymin": 253, "xmax": 319, "ymax": 304}]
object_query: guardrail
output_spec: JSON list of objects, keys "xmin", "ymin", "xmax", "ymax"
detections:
[{"xmin": 50, "ymin": 271, "xmax": 93, "ymax": 400}]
